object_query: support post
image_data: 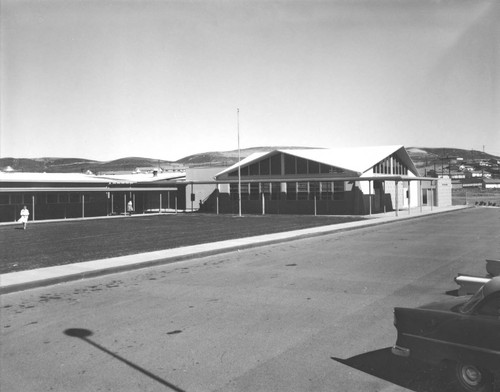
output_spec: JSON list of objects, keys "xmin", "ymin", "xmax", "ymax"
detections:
[
  {"xmin": 82, "ymin": 194, "xmax": 85, "ymax": 218},
  {"xmin": 262, "ymin": 193, "xmax": 265, "ymax": 215},
  {"xmin": 368, "ymin": 180, "xmax": 372, "ymax": 216},
  {"xmin": 160, "ymin": 193, "xmax": 162, "ymax": 214},
  {"xmin": 32, "ymin": 195, "xmax": 35, "ymax": 221},
  {"xmin": 419, "ymin": 180, "xmax": 422, "ymax": 213},
  {"xmin": 407, "ymin": 181, "xmax": 411, "ymax": 214},
  {"xmin": 395, "ymin": 181, "xmax": 399, "ymax": 217}
]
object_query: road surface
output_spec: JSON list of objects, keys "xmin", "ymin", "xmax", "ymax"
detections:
[{"xmin": 1, "ymin": 208, "xmax": 499, "ymax": 392}]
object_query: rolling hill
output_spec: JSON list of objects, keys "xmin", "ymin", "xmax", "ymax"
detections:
[{"xmin": 0, "ymin": 147, "xmax": 498, "ymax": 174}]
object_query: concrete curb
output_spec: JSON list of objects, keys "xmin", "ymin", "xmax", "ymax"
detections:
[{"xmin": 0, "ymin": 206, "xmax": 470, "ymax": 294}]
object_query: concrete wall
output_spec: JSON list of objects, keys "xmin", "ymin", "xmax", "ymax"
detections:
[{"xmin": 436, "ymin": 177, "xmax": 452, "ymax": 207}]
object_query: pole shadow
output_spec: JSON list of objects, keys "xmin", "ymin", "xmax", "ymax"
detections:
[
  {"xmin": 332, "ymin": 347, "xmax": 456, "ymax": 392},
  {"xmin": 64, "ymin": 328, "xmax": 186, "ymax": 392}
]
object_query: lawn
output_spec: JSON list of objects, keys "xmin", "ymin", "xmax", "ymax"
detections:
[{"xmin": 0, "ymin": 213, "xmax": 365, "ymax": 274}]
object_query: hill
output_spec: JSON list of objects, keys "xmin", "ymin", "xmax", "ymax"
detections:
[
  {"xmin": 0, "ymin": 157, "xmax": 174, "ymax": 174},
  {"xmin": 1, "ymin": 147, "xmax": 498, "ymax": 174}
]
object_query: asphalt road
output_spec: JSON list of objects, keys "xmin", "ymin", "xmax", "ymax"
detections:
[{"xmin": 1, "ymin": 208, "xmax": 499, "ymax": 392}]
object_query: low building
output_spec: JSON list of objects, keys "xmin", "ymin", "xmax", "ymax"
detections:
[
  {"xmin": 207, "ymin": 145, "xmax": 449, "ymax": 215},
  {"xmin": 483, "ymin": 178, "xmax": 500, "ymax": 189},
  {"xmin": 0, "ymin": 172, "xmax": 187, "ymax": 223}
]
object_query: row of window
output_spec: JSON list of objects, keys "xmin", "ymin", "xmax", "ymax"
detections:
[
  {"xmin": 373, "ymin": 154, "xmax": 408, "ymax": 175},
  {"xmin": 229, "ymin": 181, "xmax": 346, "ymax": 201},
  {"xmin": 228, "ymin": 153, "xmax": 345, "ymax": 177},
  {"xmin": 0, "ymin": 193, "xmax": 94, "ymax": 205}
]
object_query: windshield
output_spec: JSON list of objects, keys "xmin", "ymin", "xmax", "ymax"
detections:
[{"xmin": 460, "ymin": 286, "xmax": 485, "ymax": 313}]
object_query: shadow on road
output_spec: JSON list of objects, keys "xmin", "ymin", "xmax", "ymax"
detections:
[
  {"xmin": 332, "ymin": 347, "xmax": 456, "ymax": 392},
  {"xmin": 64, "ymin": 328, "xmax": 186, "ymax": 392}
]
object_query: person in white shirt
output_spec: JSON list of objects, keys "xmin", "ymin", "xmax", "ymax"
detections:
[{"xmin": 19, "ymin": 206, "xmax": 30, "ymax": 230}]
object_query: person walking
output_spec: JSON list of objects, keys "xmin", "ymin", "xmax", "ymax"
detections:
[
  {"xmin": 19, "ymin": 205, "xmax": 30, "ymax": 230},
  {"xmin": 127, "ymin": 200, "xmax": 134, "ymax": 216}
]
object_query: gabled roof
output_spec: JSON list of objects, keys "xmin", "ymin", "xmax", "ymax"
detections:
[{"xmin": 216, "ymin": 145, "xmax": 419, "ymax": 177}]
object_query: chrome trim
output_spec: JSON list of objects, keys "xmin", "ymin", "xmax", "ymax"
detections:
[
  {"xmin": 402, "ymin": 333, "xmax": 500, "ymax": 356},
  {"xmin": 392, "ymin": 345, "xmax": 410, "ymax": 357}
]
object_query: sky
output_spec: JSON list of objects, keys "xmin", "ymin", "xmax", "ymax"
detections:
[{"xmin": 1, "ymin": 0, "xmax": 499, "ymax": 161}]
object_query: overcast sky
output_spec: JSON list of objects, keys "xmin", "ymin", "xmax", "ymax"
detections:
[{"xmin": 1, "ymin": 0, "xmax": 499, "ymax": 161}]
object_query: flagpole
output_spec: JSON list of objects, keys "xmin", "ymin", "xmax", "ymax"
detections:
[{"xmin": 237, "ymin": 108, "xmax": 242, "ymax": 217}]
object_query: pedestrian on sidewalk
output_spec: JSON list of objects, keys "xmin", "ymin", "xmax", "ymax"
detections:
[{"xmin": 18, "ymin": 205, "xmax": 30, "ymax": 230}]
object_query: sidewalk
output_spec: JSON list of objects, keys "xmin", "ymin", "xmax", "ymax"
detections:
[{"xmin": 0, "ymin": 206, "xmax": 469, "ymax": 294}]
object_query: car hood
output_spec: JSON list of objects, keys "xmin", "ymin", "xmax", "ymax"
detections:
[{"xmin": 418, "ymin": 296, "xmax": 469, "ymax": 312}]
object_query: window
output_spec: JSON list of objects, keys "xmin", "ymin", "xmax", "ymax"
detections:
[
  {"xmin": 297, "ymin": 182, "xmax": 308, "ymax": 200},
  {"xmin": 69, "ymin": 193, "xmax": 80, "ymax": 203},
  {"xmin": 59, "ymin": 193, "xmax": 69, "ymax": 203},
  {"xmin": 241, "ymin": 183, "xmax": 249, "ymax": 200},
  {"xmin": 260, "ymin": 159, "xmax": 270, "ymax": 175},
  {"xmin": 320, "ymin": 182, "xmax": 333, "ymax": 200},
  {"xmin": 0, "ymin": 194, "xmax": 9, "ymax": 205},
  {"xmin": 229, "ymin": 184, "xmax": 239, "ymax": 200},
  {"xmin": 46, "ymin": 194, "xmax": 58, "ymax": 204},
  {"xmin": 249, "ymin": 183, "xmax": 259, "ymax": 200},
  {"xmin": 270, "ymin": 154, "xmax": 281, "ymax": 175},
  {"xmin": 477, "ymin": 294, "xmax": 500, "ymax": 317},
  {"xmin": 286, "ymin": 182, "xmax": 296, "ymax": 200},
  {"xmin": 333, "ymin": 181, "xmax": 345, "ymax": 200},
  {"xmin": 11, "ymin": 193, "xmax": 22, "ymax": 204},
  {"xmin": 284, "ymin": 154, "xmax": 296, "ymax": 175},
  {"xmin": 308, "ymin": 161, "xmax": 319, "ymax": 174},
  {"xmin": 249, "ymin": 163, "xmax": 259, "ymax": 175},
  {"xmin": 271, "ymin": 182, "xmax": 281, "ymax": 200},
  {"xmin": 297, "ymin": 158, "xmax": 307, "ymax": 175},
  {"xmin": 309, "ymin": 182, "xmax": 320, "ymax": 199}
]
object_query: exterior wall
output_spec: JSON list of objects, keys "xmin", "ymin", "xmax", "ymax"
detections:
[
  {"xmin": 435, "ymin": 177, "xmax": 452, "ymax": 207},
  {"xmin": 185, "ymin": 167, "xmax": 227, "ymax": 211}
]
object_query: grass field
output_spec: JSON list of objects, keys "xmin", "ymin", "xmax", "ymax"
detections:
[
  {"xmin": 452, "ymin": 188, "xmax": 500, "ymax": 206},
  {"xmin": 0, "ymin": 214, "xmax": 365, "ymax": 274}
]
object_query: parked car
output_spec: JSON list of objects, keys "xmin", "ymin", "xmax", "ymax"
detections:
[{"xmin": 392, "ymin": 277, "xmax": 500, "ymax": 391}]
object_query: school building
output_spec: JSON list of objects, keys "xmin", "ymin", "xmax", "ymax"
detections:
[{"xmin": 197, "ymin": 145, "xmax": 451, "ymax": 215}]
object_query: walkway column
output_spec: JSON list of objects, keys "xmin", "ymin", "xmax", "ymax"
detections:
[
  {"xmin": 408, "ymin": 181, "xmax": 411, "ymax": 215},
  {"xmin": 123, "ymin": 194, "xmax": 126, "ymax": 216},
  {"xmin": 82, "ymin": 194, "xmax": 85, "ymax": 218},
  {"xmin": 368, "ymin": 180, "xmax": 372, "ymax": 216},
  {"xmin": 395, "ymin": 181, "xmax": 399, "ymax": 216},
  {"xmin": 262, "ymin": 193, "xmax": 265, "ymax": 215},
  {"xmin": 159, "ymin": 193, "xmax": 162, "ymax": 214},
  {"xmin": 32, "ymin": 195, "xmax": 35, "ymax": 221},
  {"xmin": 419, "ymin": 180, "xmax": 422, "ymax": 213}
]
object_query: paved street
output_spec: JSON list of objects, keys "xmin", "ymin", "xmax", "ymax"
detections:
[{"xmin": 1, "ymin": 208, "xmax": 499, "ymax": 392}]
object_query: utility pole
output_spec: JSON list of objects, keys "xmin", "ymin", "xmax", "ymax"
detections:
[{"xmin": 237, "ymin": 108, "xmax": 242, "ymax": 217}]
